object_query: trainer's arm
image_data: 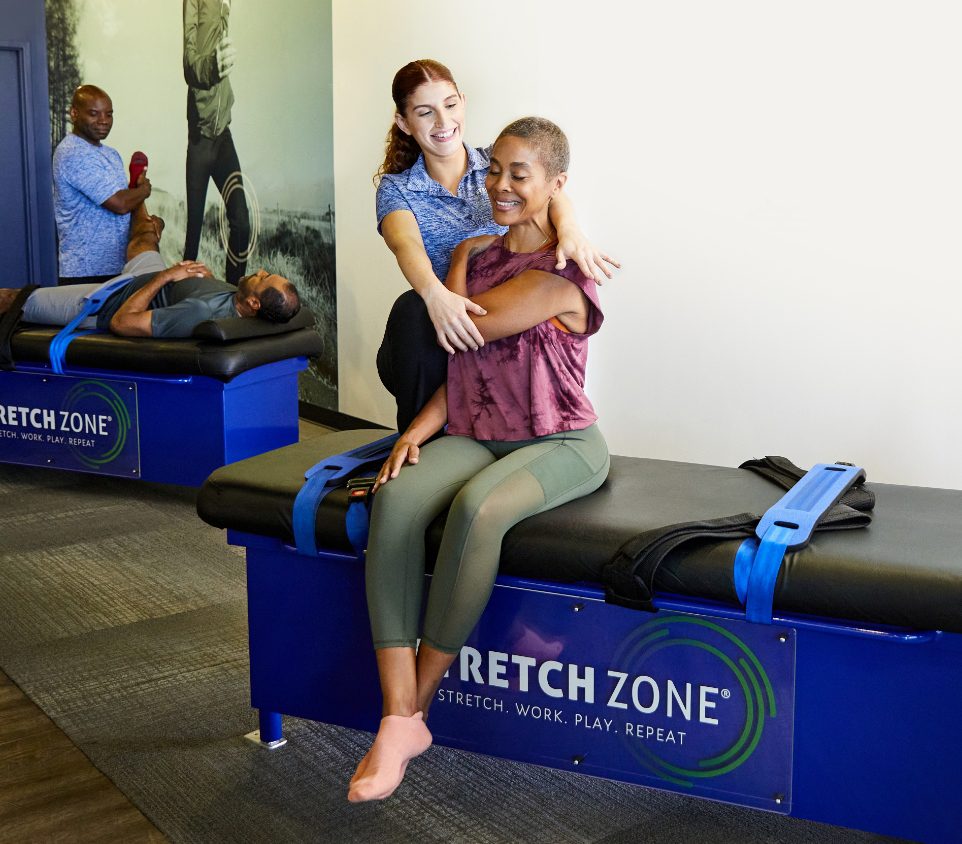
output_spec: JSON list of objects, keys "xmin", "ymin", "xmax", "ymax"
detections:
[
  {"xmin": 109, "ymin": 261, "xmax": 210, "ymax": 337},
  {"xmin": 381, "ymin": 209, "xmax": 487, "ymax": 353},
  {"xmin": 548, "ymin": 191, "xmax": 620, "ymax": 283},
  {"xmin": 101, "ymin": 173, "xmax": 151, "ymax": 215}
]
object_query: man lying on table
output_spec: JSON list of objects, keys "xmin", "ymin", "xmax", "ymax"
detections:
[{"xmin": 0, "ymin": 204, "xmax": 300, "ymax": 338}]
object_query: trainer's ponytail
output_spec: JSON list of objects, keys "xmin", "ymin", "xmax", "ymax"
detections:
[{"xmin": 376, "ymin": 123, "xmax": 423, "ymax": 181}]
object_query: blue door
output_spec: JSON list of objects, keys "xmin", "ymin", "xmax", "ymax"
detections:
[{"xmin": 0, "ymin": 0, "xmax": 57, "ymax": 287}]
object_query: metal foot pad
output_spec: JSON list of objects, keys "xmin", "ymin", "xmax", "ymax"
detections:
[{"xmin": 244, "ymin": 729, "xmax": 288, "ymax": 750}]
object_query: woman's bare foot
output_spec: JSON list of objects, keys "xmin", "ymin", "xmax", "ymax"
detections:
[
  {"xmin": 349, "ymin": 749, "xmax": 372, "ymax": 787},
  {"xmin": 347, "ymin": 712, "xmax": 432, "ymax": 802}
]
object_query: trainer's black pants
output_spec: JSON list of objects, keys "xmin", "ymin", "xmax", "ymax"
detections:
[{"xmin": 376, "ymin": 289, "xmax": 448, "ymax": 433}]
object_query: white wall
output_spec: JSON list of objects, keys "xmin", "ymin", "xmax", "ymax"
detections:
[{"xmin": 333, "ymin": 1, "xmax": 962, "ymax": 488}]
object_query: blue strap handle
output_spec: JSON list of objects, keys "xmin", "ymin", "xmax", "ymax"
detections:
[
  {"xmin": 735, "ymin": 462, "xmax": 865, "ymax": 623},
  {"xmin": 292, "ymin": 432, "xmax": 400, "ymax": 556},
  {"xmin": 50, "ymin": 275, "xmax": 133, "ymax": 375}
]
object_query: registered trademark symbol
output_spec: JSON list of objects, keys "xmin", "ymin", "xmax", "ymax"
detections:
[
  {"xmin": 721, "ymin": 689, "xmax": 731, "ymax": 699},
  {"xmin": 107, "ymin": 416, "xmax": 112, "ymax": 421}
]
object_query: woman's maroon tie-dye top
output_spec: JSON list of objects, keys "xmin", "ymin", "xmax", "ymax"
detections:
[{"xmin": 446, "ymin": 238, "xmax": 604, "ymax": 441}]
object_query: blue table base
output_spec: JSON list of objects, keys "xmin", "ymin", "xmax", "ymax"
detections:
[
  {"xmin": 0, "ymin": 358, "xmax": 306, "ymax": 486},
  {"xmin": 235, "ymin": 530, "xmax": 961, "ymax": 843}
]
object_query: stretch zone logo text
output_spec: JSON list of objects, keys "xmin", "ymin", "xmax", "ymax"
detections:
[
  {"xmin": 452, "ymin": 647, "xmax": 725, "ymax": 724},
  {"xmin": 0, "ymin": 405, "xmax": 111, "ymax": 435},
  {"xmin": 440, "ymin": 616, "xmax": 782, "ymax": 787}
]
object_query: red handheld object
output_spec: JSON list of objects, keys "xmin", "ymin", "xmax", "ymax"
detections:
[{"xmin": 128, "ymin": 151, "xmax": 148, "ymax": 189}]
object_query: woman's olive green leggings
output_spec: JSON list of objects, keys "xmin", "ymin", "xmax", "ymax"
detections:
[{"xmin": 365, "ymin": 424, "xmax": 609, "ymax": 654}]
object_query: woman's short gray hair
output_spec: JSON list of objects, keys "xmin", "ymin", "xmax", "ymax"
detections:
[{"xmin": 496, "ymin": 116, "xmax": 569, "ymax": 178}]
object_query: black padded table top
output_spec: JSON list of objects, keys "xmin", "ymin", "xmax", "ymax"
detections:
[
  {"xmin": 197, "ymin": 429, "xmax": 962, "ymax": 633},
  {"xmin": 10, "ymin": 324, "xmax": 323, "ymax": 381}
]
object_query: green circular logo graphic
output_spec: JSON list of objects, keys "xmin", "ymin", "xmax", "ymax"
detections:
[
  {"xmin": 61, "ymin": 380, "xmax": 131, "ymax": 468},
  {"xmin": 612, "ymin": 614, "xmax": 777, "ymax": 787}
]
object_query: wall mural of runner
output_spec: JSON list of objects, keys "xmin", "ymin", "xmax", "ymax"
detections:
[{"xmin": 45, "ymin": 0, "xmax": 337, "ymax": 409}]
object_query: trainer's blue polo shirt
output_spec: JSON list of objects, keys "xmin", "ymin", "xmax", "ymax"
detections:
[
  {"xmin": 375, "ymin": 144, "xmax": 506, "ymax": 280},
  {"xmin": 53, "ymin": 134, "xmax": 130, "ymax": 278}
]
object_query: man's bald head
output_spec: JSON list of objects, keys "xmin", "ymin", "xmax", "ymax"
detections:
[
  {"xmin": 70, "ymin": 85, "xmax": 114, "ymax": 145},
  {"xmin": 71, "ymin": 84, "xmax": 110, "ymax": 110}
]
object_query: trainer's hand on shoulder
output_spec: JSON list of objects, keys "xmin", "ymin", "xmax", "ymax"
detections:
[
  {"xmin": 555, "ymin": 231, "xmax": 620, "ymax": 285},
  {"xmin": 373, "ymin": 438, "xmax": 421, "ymax": 492},
  {"xmin": 423, "ymin": 284, "xmax": 486, "ymax": 354}
]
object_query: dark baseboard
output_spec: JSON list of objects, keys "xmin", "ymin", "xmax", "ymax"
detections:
[{"xmin": 298, "ymin": 402, "xmax": 392, "ymax": 432}]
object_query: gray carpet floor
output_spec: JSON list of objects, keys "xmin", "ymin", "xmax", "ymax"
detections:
[{"xmin": 0, "ymin": 460, "xmax": 906, "ymax": 844}]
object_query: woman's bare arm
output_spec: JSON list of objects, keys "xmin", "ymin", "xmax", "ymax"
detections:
[
  {"xmin": 444, "ymin": 235, "xmax": 499, "ymax": 298},
  {"xmin": 373, "ymin": 384, "xmax": 448, "ymax": 490},
  {"xmin": 466, "ymin": 270, "xmax": 590, "ymax": 343}
]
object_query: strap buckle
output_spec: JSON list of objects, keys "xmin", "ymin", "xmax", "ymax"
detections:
[
  {"xmin": 291, "ymin": 433, "xmax": 399, "ymax": 557},
  {"xmin": 346, "ymin": 476, "xmax": 377, "ymax": 503}
]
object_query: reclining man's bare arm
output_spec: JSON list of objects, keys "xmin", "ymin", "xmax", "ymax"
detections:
[{"xmin": 109, "ymin": 261, "xmax": 211, "ymax": 337}]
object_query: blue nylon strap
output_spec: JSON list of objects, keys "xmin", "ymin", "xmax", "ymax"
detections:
[
  {"xmin": 735, "ymin": 462, "xmax": 865, "ymax": 624},
  {"xmin": 49, "ymin": 275, "xmax": 134, "ymax": 375},
  {"xmin": 733, "ymin": 537, "xmax": 757, "ymax": 605},
  {"xmin": 744, "ymin": 525, "xmax": 798, "ymax": 623},
  {"xmin": 292, "ymin": 432, "xmax": 400, "ymax": 557},
  {"xmin": 344, "ymin": 499, "xmax": 371, "ymax": 557}
]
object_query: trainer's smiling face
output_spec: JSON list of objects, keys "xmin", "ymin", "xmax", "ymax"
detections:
[{"xmin": 395, "ymin": 80, "xmax": 465, "ymax": 160}]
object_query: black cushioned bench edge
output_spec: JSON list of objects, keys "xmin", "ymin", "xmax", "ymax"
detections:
[
  {"xmin": 10, "ymin": 325, "xmax": 323, "ymax": 382},
  {"xmin": 197, "ymin": 429, "xmax": 962, "ymax": 633}
]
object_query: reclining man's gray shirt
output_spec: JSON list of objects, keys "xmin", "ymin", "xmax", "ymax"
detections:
[{"xmin": 97, "ymin": 273, "xmax": 237, "ymax": 338}]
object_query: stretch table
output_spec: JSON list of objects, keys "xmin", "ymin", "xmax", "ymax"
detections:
[
  {"xmin": 198, "ymin": 428, "xmax": 962, "ymax": 842},
  {"xmin": 0, "ymin": 312, "xmax": 322, "ymax": 486}
]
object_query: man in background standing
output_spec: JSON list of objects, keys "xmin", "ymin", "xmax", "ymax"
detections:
[
  {"xmin": 183, "ymin": 0, "xmax": 250, "ymax": 285},
  {"xmin": 53, "ymin": 85, "xmax": 151, "ymax": 285}
]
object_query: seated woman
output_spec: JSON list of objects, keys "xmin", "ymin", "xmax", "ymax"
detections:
[{"xmin": 349, "ymin": 117, "xmax": 609, "ymax": 802}]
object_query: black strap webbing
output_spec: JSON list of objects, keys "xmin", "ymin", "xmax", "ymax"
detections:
[
  {"xmin": 0, "ymin": 285, "xmax": 38, "ymax": 371},
  {"xmin": 603, "ymin": 456, "xmax": 875, "ymax": 611},
  {"xmin": 604, "ymin": 514, "xmax": 759, "ymax": 611},
  {"xmin": 740, "ymin": 455, "xmax": 876, "ymax": 513}
]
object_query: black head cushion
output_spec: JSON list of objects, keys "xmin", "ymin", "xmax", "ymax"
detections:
[{"xmin": 192, "ymin": 306, "xmax": 316, "ymax": 343}]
